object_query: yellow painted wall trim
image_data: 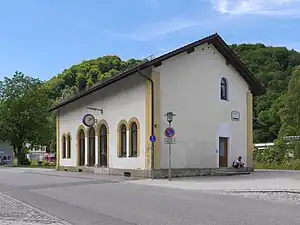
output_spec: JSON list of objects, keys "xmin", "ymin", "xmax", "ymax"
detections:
[
  {"xmin": 96, "ymin": 119, "xmax": 110, "ymax": 135},
  {"xmin": 85, "ymin": 125, "xmax": 96, "ymax": 137},
  {"xmin": 246, "ymin": 91, "xmax": 253, "ymax": 168},
  {"xmin": 144, "ymin": 70, "xmax": 161, "ymax": 173},
  {"xmin": 117, "ymin": 119, "xmax": 128, "ymax": 157},
  {"xmin": 128, "ymin": 117, "xmax": 141, "ymax": 157},
  {"xmin": 145, "ymin": 80, "xmax": 152, "ymax": 172},
  {"xmin": 56, "ymin": 111, "xmax": 60, "ymax": 170},
  {"xmin": 152, "ymin": 71, "xmax": 161, "ymax": 169},
  {"xmin": 66, "ymin": 132, "xmax": 72, "ymax": 140},
  {"xmin": 76, "ymin": 125, "xmax": 87, "ymax": 137}
]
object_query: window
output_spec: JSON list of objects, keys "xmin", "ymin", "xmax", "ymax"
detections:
[
  {"xmin": 62, "ymin": 135, "xmax": 66, "ymax": 158},
  {"xmin": 130, "ymin": 122, "xmax": 138, "ymax": 157},
  {"xmin": 220, "ymin": 77, "xmax": 228, "ymax": 100},
  {"xmin": 7, "ymin": 156, "xmax": 11, "ymax": 161},
  {"xmin": 88, "ymin": 127, "xmax": 95, "ymax": 167},
  {"xmin": 120, "ymin": 124, "xmax": 127, "ymax": 157},
  {"xmin": 67, "ymin": 134, "xmax": 71, "ymax": 158},
  {"xmin": 79, "ymin": 129, "xmax": 85, "ymax": 166}
]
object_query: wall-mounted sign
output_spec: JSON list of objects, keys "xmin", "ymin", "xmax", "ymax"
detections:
[
  {"xmin": 82, "ymin": 114, "xmax": 96, "ymax": 127},
  {"xmin": 231, "ymin": 111, "xmax": 240, "ymax": 121}
]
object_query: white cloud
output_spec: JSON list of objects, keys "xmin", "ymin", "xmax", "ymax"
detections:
[
  {"xmin": 112, "ymin": 19, "xmax": 202, "ymax": 41},
  {"xmin": 210, "ymin": 0, "xmax": 300, "ymax": 16}
]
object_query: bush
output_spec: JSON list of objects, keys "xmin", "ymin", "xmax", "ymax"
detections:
[{"xmin": 20, "ymin": 158, "xmax": 30, "ymax": 165}]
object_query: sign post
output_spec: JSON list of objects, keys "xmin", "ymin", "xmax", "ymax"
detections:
[{"xmin": 164, "ymin": 112, "xmax": 176, "ymax": 181}]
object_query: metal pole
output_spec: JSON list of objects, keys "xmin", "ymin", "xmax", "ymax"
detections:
[
  {"xmin": 168, "ymin": 121, "xmax": 172, "ymax": 181},
  {"xmin": 168, "ymin": 143, "xmax": 171, "ymax": 181}
]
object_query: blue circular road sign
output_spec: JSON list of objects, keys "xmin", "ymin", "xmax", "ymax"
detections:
[
  {"xmin": 149, "ymin": 135, "xmax": 156, "ymax": 142},
  {"xmin": 164, "ymin": 127, "xmax": 175, "ymax": 138}
]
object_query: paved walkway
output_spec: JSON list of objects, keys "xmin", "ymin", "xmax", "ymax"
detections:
[{"xmin": 128, "ymin": 170, "xmax": 300, "ymax": 191}]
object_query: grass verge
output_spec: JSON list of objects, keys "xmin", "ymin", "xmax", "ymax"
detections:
[{"xmin": 254, "ymin": 160, "xmax": 300, "ymax": 170}]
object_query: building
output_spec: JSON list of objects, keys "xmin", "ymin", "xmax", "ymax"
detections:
[
  {"xmin": 50, "ymin": 33, "xmax": 264, "ymax": 178},
  {"xmin": 26, "ymin": 145, "xmax": 47, "ymax": 161},
  {"xmin": 0, "ymin": 142, "xmax": 14, "ymax": 166}
]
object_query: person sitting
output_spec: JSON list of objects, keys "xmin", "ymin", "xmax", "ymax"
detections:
[{"xmin": 232, "ymin": 156, "xmax": 244, "ymax": 169}]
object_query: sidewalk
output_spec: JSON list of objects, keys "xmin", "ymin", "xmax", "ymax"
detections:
[
  {"xmin": 2, "ymin": 167, "xmax": 139, "ymax": 182},
  {"xmin": 128, "ymin": 171, "xmax": 300, "ymax": 192}
]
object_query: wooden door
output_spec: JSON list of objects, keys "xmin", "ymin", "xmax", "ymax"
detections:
[
  {"xmin": 219, "ymin": 137, "xmax": 228, "ymax": 167},
  {"xmin": 99, "ymin": 125, "xmax": 108, "ymax": 167}
]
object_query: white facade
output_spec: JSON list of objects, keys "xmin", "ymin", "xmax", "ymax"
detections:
[
  {"xmin": 156, "ymin": 43, "xmax": 250, "ymax": 169},
  {"xmin": 58, "ymin": 75, "xmax": 147, "ymax": 169},
  {"xmin": 57, "ymin": 41, "xmax": 254, "ymax": 173}
]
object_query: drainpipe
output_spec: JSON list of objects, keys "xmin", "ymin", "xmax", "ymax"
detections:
[{"xmin": 137, "ymin": 69, "xmax": 155, "ymax": 180}]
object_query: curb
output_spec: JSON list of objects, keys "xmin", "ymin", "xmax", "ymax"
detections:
[
  {"xmin": 255, "ymin": 169, "xmax": 300, "ymax": 173},
  {"xmin": 225, "ymin": 189, "xmax": 300, "ymax": 194}
]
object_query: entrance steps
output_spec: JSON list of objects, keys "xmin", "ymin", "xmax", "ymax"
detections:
[{"xmin": 215, "ymin": 167, "xmax": 250, "ymax": 176}]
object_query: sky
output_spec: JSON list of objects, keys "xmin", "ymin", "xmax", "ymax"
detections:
[{"xmin": 0, "ymin": 0, "xmax": 299, "ymax": 81}]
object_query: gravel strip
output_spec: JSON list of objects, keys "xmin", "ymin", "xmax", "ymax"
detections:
[
  {"xmin": 224, "ymin": 189, "xmax": 300, "ymax": 204},
  {"xmin": 0, "ymin": 192, "xmax": 72, "ymax": 225}
]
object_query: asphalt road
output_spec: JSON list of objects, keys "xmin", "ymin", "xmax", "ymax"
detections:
[{"xmin": 0, "ymin": 168, "xmax": 299, "ymax": 225}]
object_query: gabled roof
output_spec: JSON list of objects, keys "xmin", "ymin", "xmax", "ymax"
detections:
[{"xmin": 50, "ymin": 33, "xmax": 265, "ymax": 112}]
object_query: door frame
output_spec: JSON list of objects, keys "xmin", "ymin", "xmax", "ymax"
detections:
[{"xmin": 218, "ymin": 137, "xmax": 229, "ymax": 167}]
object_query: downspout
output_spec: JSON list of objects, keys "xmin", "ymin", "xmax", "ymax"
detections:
[{"xmin": 137, "ymin": 69, "xmax": 155, "ymax": 179}]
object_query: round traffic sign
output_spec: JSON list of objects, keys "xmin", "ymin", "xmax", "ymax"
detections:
[
  {"xmin": 149, "ymin": 135, "xmax": 156, "ymax": 143},
  {"xmin": 164, "ymin": 127, "xmax": 175, "ymax": 138}
]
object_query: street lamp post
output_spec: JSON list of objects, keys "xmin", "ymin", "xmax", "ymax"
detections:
[{"xmin": 164, "ymin": 112, "xmax": 176, "ymax": 181}]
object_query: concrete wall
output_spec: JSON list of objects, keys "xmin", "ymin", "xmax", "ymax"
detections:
[
  {"xmin": 155, "ymin": 43, "xmax": 250, "ymax": 169},
  {"xmin": 58, "ymin": 74, "xmax": 147, "ymax": 170}
]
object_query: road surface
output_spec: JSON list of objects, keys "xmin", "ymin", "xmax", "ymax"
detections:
[{"xmin": 0, "ymin": 168, "xmax": 299, "ymax": 225}]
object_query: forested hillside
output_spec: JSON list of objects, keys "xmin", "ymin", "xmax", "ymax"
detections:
[
  {"xmin": 44, "ymin": 56, "xmax": 143, "ymax": 102},
  {"xmin": 1, "ymin": 44, "xmax": 300, "ymax": 164},
  {"xmin": 231, "ymin": 44, "xmax": 300, "ymax": 143}
]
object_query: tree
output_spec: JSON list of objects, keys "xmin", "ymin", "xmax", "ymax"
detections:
[
  {"xmin": 277, "ymin": 66, "xmax": 300, "ymax": 159},
  {"xmin": 0, "ymin": 72, "xmax": 53, "ymax": 164}
]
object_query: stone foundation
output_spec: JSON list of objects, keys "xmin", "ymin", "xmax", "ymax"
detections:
[{"xmin": 57, "ymin": 166, "xmax": 252, "ymax": 179}]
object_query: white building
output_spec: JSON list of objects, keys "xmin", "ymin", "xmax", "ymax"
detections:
[{"xmin": 50, "ymin": 33, "xmax": 264, "ymax": 178}]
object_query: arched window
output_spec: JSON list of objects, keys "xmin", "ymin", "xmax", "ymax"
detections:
[
  {"xmin": 120, "ymin": 124, "xmax": 127, "ymax": 157},
  {"xmin": 99, "ymin": 124, "xmax": 108, "ymax": 167},
  {"xmin": 88, "ymin": 127, "xmax": 95, "ymax": 167},
  {"xmin": 79, "ymin": 130, "xmax": 85, "ymax": 166},
  {"xmin": 67, "ymin": 134, "xmax": 71, "ymax": 158},
  {"xmin": 220, "ymin": 77, "xmax": 228, "ymax": 100},
  {"xmin": 62, "ymin": 135, "xmax": 66, "ymax": 159},
  {"xmin": 130, "ymin": 122, "xmax": 138, "ymax": 157}
]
